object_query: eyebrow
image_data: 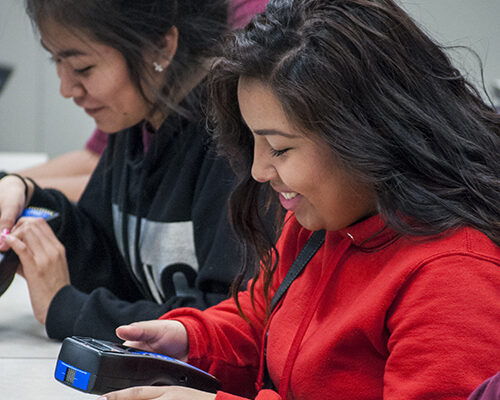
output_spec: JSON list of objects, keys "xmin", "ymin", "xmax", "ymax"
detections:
[
  {"xmin": 40, "ymin": 40, "xmax": 88, "ymax": 59},
  {"xmin": 253, "ymin": 129, "xmax": 300, "ymax": 139}
]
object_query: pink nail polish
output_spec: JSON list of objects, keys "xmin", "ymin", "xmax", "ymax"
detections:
[{"xmin": 0, "ymin": 229, "xmax": 10, "ymax": 245}]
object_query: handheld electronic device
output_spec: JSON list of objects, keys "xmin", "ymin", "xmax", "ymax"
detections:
[
  {"xmin": 55, "ymin": 336, "xmax": 221, "ymax": 395},
  {"xmin": 0, "ymin": 207, "xmax": 59, "ymax": 296}
]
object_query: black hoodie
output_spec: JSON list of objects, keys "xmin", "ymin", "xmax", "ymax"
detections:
[{"xmin": 28, "ymin": 90, "xmax": 242, "ymax": 341}]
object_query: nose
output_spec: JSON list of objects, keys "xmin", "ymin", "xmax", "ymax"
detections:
[
  {"xmin": 251, "ymin": 138, "xmax": 277, "ymax": 183},
  {"xmin": 57, "ymin": 65, "xmax": 85, "ymax": 99}
]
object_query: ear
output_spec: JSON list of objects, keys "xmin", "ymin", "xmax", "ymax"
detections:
[{"xmin": 157, "ymin": 26, "xmax": 179, "ymax": 70}]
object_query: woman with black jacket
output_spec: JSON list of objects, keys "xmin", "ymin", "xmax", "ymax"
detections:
[{"xmin": 0, "ymin": 0, "xmax": 270, "ymax": 342}]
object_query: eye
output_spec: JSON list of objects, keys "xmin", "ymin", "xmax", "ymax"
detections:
[
  {"xmin": 270, "ymin": 147, "xmax": 291, "ymax": 157},
  {"xmin": 74, "ymin": 66, "xmax": 93, "ymax": 75}
]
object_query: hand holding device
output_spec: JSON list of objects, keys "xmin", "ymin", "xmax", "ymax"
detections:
[
  {"xmin": 0, "ymin": 207, "xmax": 59, "ymax": 298},
  {"xmin": 3, "ymin": 210, "xmax": 69, "ymax": 323},
  {"xmin": 116, "ymin": 319, "xmax": 189, "ymax": 361},
  {"xmin": 0, "ymin": 175, "xmax": 34, "ymax": 250},
  {"xmin": 55, "ymin": 336, "xmax": 221, "ymax": 395}
]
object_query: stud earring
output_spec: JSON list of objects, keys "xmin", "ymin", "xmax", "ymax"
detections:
[{"xmin": 153, "ymin": 62, "xmax": 164, "ymax": 72}]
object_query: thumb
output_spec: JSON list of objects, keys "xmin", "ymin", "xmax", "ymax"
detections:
[
  {"xmin": 116, "ymin": 320, "xmax": 189, "ymax": 360},
  {"xmin": 116, "ymin": 321, "xmax": 154, "ymax": 343}
]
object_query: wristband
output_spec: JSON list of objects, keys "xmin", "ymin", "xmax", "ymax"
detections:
[{"xmin": 24, "ymin": 176, "xmax": 37, "ymax": 205}]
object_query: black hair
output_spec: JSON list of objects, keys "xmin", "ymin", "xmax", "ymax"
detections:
[
  {"xmin": 208, "ymin": 0, "xmax": 500, "ymax": 309},
  {"xmin": 25, "ymin": 0, "xmax": 230, "ymax": 119}
]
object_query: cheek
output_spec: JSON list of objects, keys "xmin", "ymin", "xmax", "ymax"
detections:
[
  {"xmin": 120, "ymin": 91, "xmax": 149, "ymax": 117},
  {"xmin": 93, "ymin": 65, "xmax": 137, "ymax": 101},
  {"xmin": 302, "ymin": 163, "xmax": 333, "ymax": 200},
  {"xmin": 113, "ymin": 76, "xmax": 148, "ymax": 112},
  {"xmin": 277, "ymin": 158, "xmax": 324, "ymax": 200},
  {"xmin": 82, "ymin": 75, "xmax": 114, "ymax": 101},
  {"xmin": 103, "ymin": 79, "xmax": 146, "ymax": 114},
  {"xmin": 307, "ymin": 169, "xmax": 347, "ymax": 216}
]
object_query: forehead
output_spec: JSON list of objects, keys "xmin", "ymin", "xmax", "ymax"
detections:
[
  {"xmin": 237, "ymin": 78, "xmax": 290, "ymax": 125},
  {"xmin": 237, "ymin": 77, "xmax": 338, "ymax": 151},
  {"xmin": 238, "ymin": 77, "xmax": 315, "ymax": 139},
  {"xmin": 39, "ymin": 19, "xmax": 103, "ymax": 57}
]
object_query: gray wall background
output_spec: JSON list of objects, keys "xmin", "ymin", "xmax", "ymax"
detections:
[
  {"xmin": 0, "ymin": 0, "xmax": 93, "ymax": 157},
  {"xmin": 1, "ymin": 0, "xmax": 499, "ymax": 158}
]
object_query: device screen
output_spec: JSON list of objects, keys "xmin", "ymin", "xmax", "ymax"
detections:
[{"xmin": 64, "ymin": 368, "xmax": 77, "ymax": 385}]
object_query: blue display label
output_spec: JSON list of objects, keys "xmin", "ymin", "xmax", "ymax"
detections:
[
  {"xmin": 20, "ymin": 207, "xmax": 59, "ymax": 221},
  {"xmin": 54, "ymin": 360, "xmax": 91, "ymax": 391}
]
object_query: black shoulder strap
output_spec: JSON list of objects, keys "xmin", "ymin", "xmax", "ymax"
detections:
[{"xmin": 269, "ymin": 229, "xmax": 326, "ymax": 314}]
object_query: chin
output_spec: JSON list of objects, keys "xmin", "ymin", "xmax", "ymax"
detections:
[
  {"xmin": 95, "ymin": 122, "xmax": 123, "ymax": 134},
  {"xmin": 294, "ymin": 214, "xmax": 326, "ymax": 232}
]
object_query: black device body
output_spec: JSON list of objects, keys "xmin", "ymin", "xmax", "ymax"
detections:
[
  {"xmin": 55, "ymin": 336, "xmax": 221, "ymax": 395},
  {"xmin": 0, "ymin": 250, "xmax": 18, "ymax": 296}
]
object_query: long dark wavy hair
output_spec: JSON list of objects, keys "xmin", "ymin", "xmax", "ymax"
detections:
[
  {"xmin": 25, "ymin": 0, "xmax": 232, "ymax": 120},
  {"xmin": 208, "ymin": 0, "xmax": 500, "ymax": 310}
]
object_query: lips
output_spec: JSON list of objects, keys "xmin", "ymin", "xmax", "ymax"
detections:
[
  {"xmin": 270, "ymin": 183, "xmax": 302, "ymax": 210},
  {"xmin": 84, "ymin": 106, "xmax": 104, "ymax": 116},
  {"xmin": 74, "ymin": 98, "xmax": 105, "ymax": 116},
  {"xmin": 278, "ymin": 191, "xmax": 302, "ymax": 211}
]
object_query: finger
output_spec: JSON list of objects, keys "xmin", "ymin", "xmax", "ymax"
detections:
[
  {"xmin": 9, "ymin": 226, "xmax": 49, "ymax": 271},
  {"xmin": 0, "ymin": 209, "xmax": 20, "ymax": 232},
  {"xmin": 3, "ymin": 234, "xmax": 34, "ymax": 267},
  {"xmin": 0, "ymin": 218, "xmax": 25, "ymax": 250},
  {"xmin": 0, "ymin": 210, "xmax": 21, "ymax": 251},
  {"xmin": 0, "ymin": 228, "xmax": 11, "ymax": 248},
  {"xmin": 0, "ymin": 176, "xmax": 26, "ymax": 237},
  {"xmin": 120, "ymin": 320, "xmax": 189, "ymax": 361},
  {"xmin": 116, "ymin": 321, "xmax": 162, "ymax": 343},
  {"xmin": 100, "ymin": 385, "xmax": 171, "ymax": 400},
  {"xmin": 14, "ymin": 217, "xmax": 54, "ymax": 233},
  {"xmin": 16, "ymin": 218, "xmax": 60, "ymax": 246},
  {"xmin": 13, "ymin": 218, "xmax": 63, "ymax": 262},
  {"xmin": 6, "ymin": 222, "xmax": 62, "ymax": 285},
  {"xmin": 13, "ymin": 220, "xmax": 46, "ymax": 250}
]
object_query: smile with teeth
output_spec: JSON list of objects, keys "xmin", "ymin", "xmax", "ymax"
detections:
[{"xmin": 281, "ymin": 192, "xmax": 299, "ymax": 200}]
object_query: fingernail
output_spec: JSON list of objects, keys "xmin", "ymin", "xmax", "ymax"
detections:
[{"xmin": 0, "ymin": 229, "xmax": 10, "ymax": 245}]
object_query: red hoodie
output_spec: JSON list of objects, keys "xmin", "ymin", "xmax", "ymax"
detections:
[{"xmin": 163, "ymin": 214, "xmax": 500, "ymax": 399}]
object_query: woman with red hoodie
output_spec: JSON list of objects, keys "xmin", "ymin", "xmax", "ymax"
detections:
[{"xmin": 100, "ymin": 0, "xmax": 500, "ymax": 399}]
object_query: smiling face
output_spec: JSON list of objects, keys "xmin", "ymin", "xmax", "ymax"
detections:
[
  {"xmin": 237, "ymin": 78, "xmax": 376, "ymax": 232},
  {"xmin": 40, "ymin": 20, "xmax": 152, "ymax": 133}
]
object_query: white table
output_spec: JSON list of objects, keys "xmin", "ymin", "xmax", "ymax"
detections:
[
  {"xmin": 0, "ymin": 151, "xmax": 95, "ymax": 398},
  {"xmin": 0, "ymin": 276, "xmax": 96, "ymax": 399},
  {"xmin": 0, "ymin": 152, "xmax": 49, "ymax": 171}
]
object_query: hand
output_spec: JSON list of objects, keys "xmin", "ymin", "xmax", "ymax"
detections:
[
  {"xmin": 3, "ymin": 217, "xmax": 70, "ymax": 324},
  {"xmin": 116, "ymin": 320, "xmax": 189, "ymax": 361},
  {"xmin": 0, "ymin": 175, "xmax": 31, "ymax": 251},
  {"xmin": 99, "ymin": 385, "xmax": 217, "ymax": 400}
]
